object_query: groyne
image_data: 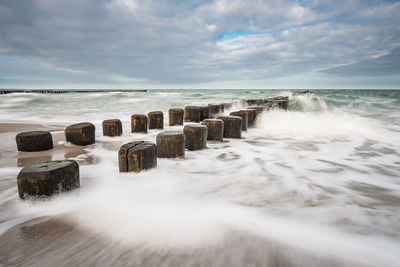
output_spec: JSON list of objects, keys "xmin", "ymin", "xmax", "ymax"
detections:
[{"xmin": 0, "ymin": 89, "xmax": 147, "ymax": 94}]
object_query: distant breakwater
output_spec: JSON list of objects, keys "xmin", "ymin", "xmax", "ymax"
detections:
[{"xmin": 0, "ymin": 89, "xmax": 147, "ymax": 94}]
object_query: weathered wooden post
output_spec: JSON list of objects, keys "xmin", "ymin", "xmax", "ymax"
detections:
[
  {"xmin": 247, "ymin": 106, "xmax": 264, "ymax": 115},
  {"xmin": 255, "ymin": 99, "xmax": 264, "ymax": 105},
  {"xmin": 102, "ymin": 119, "xmax": 123, "ymax": 137},
  {"xmin": 246, "ymin": 109, "xmax": 257, "ymax": 127},
  {"xmin": 246, "ymin": 99, "xmax": 257, "ymax": 106},
  {"xmin": 169, "ymin": 108, "xmax": 184, "ymax": 126},
  {"xmin": 17, "ymin": 160, "xmax": 79, "ymax": 199},
  {"xmin": 200, "ymin": 105, "xmax": 210, "ymax": 121},
  {"xmin": 156, "ymin": 131, "xmax": 185, "ymax": 158},
  {"xmin": 131, "ymin": 114, "xmax": 148, "ymax": 133},
  {"xmin": 16, "ymin": 131, "xmax": 53, "ymax": 152},
  {"xmin": 148, "ymin": 111, "xmax": 164, "ymax": 129},
  {"xmin": 219, "ymin": 103, "xmax": 225, "ymax": 112},
  {"xmin": 277, "ymin": 97, "xmax": 288, "ymax": 110},
  {"xmin": 224, "ymin": 102, "xmax": 233, "ymax": 110},
  {"xmin": 262, "ymin": 98, "xmax": 273, "ymax": 106},
  {"xmin": 277, "ymin": 100, "xmax": 284, "ymax": 109},
  {"xmin": 208, "ymin": 104, "xmax": 222, "ymax": 118},
  {"xmin": 118, "ymin": 141, "xmax": 157, "ymax": 172},
  {"xmin": 201, "ymin": 119, "xmax": 224, "ymax": 141},
  {"xmin": 217, "ymin": 116, "xmax": 242, "ymax": 139},
  {"xmin": 183, "ymin": 124, "xmax": 208, "ymax": 150},
  {"xmin": 184, "ymin": 106, "xmax": 201, "ymax": 122},
  {"xmin": 229, "ymin": 110, "xmax": 248, "ymax": 131},
  {"xmin": 65, "ymin": 122, "xmax": 95, "ymax": 146}
]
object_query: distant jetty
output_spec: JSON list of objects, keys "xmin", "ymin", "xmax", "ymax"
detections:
[{"xmin": 0, "ymin": 89, "xmax": 147, "ymax": 94}]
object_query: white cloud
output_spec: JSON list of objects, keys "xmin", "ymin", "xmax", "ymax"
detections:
[{"xmin": 0, "ymin": 0, "xmax": 399, "ymax": 88}]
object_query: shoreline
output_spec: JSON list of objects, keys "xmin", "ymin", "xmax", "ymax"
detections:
[{"xmin": 0, "ymin": 122, "xmax": 95, "ymax": 169}]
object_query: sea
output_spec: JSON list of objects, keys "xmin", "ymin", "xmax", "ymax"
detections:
[{"xmin": 0, "ymin": 89, "xmax": 399, "ymax": 266}]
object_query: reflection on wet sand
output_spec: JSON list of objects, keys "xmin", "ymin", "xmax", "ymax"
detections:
[{"xmin": 0, "ymin": 216, "xmax": 351, "ymax": 267}]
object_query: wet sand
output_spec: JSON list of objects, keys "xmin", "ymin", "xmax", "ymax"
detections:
[
  {"xmin": 0, "ymin": 122, "xmax": 97, "ymax": 195},
  {"xmin": 0, "ymin": 123, "xmax": 104, "ymax": 265},
  {"xmin": 0, "ymin": 216, "xmax": 347, "ymax": 267},
  {"xmin": 0, "ymin": 123, "xmax": 96, "ymax": 168}
]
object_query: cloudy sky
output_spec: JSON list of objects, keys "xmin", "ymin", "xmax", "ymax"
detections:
[{"xmin": 0, "ymin": 0, "xmax": 399, "ymax": 89}]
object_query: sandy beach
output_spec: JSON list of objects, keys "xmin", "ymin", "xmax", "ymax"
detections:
[{"xmin": 0, "ymin": 123, "xmax": 93, "ymax": 168}]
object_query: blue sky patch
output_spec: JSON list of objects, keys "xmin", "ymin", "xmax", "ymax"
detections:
[{"xmin": 219, "ymin": 31, "xmax": 260, "ymax": 41}]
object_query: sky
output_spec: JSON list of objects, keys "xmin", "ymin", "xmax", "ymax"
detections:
[{"xmin": 0, "ymin": 0, "xmax": 399, "ymax": 89}]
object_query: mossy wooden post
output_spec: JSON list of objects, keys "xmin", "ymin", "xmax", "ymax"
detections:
[
  {"xmin": 217, "ymin": 116, "xmax": 242, "ymax": 139},
  {"xmin": 246, "ymin": 109, "xmax": 257, "ymax": 127},
  {"xmin": 16, "ymin": 131, "xmax": 53, "ymax": 152},
  {"xmin": 184, "ymin": 106, "xmax": 201, "ymax": 122},
  {"xmin": 131, "ymin": 114, "xmax": 148, "ymax": 133},
  {"xmin": 200, "ymin": 105, "xmax": 210, "ymax": 121},
  {"xmin": 183, "ymin": 124, "xmax": 208, "ymax": 150},
  {"xmin": 229, "ymin": 110, "xmax": 248, "ymax": 131},
  {"xmin": 65, "ymin": 122, "xmax": 95, "ymax": 146},
  {"xmin": 156, "ymin": 131, "xmax": 185, "ymax": 158},
  {"xmin": 118, "ymin": 141, "xmax": 157, "ymax": 172},
  {"xmin": 102, "ymin": 119, "xmax": 123, "ymax": 137},
  {"xmin": 201, "ymin": 119, "xmax": 224, "ymax": 142},
  {"xmin": 17, "ymin": 160, "xmax": 79, "ymax": 199},
  {"xmin": 148, "ymin": 111, "xmax": 164, "ymax": 129},
  {"xmin": 169, "ymin": 108, "xmax": 184, "ymax": 126},
  {"xmin": 208, "ymin": 104, "xmax": 222, "ymax": 118}
]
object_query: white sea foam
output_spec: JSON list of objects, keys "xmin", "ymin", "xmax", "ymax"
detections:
[{"xmin": 256, "ymin": 110, "xmax": 390, "ymax": 141}]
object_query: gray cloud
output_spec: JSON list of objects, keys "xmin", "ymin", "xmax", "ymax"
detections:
[
  {"xmin": 322, "ymin": 48, "xmax": 400, "ymax": 76},
  {"xmin": 0, "ymin": 0, "xmax": 399, "ymax": 87}
]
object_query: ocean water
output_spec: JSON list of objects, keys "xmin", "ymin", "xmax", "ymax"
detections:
[{"xmin": 0, "ymin": 89, "xmax": 400, "ymax": 266}]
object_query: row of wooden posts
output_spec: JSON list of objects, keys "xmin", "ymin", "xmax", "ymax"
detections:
[{"xmin": 15, "ymin": 96, "xmax": 289, "ymax": 199}]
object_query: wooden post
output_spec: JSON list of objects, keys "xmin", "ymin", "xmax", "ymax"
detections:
[
  {"xmin": 201, "ymin": 119, "xmax": 224, "ymax": 141},
  {"xmin": 229, "ymin": 110, "xmax": 248, "ymax": 131},
  {"xmin": 208, "ymin": 104, "xmax": 222, "ymax": 118},
  {"xmin": 200, "ymin": 105, "xmax": 210, "ymax": 121},
  {"xmin": 16, "ymin": 131, "xmax": 53, "ymax": 152},
  {"xmin": 17, "ymin": 160, "xmax": 79, "ymax": 199},
  {"xmin": 148, "ymin": 111, "xmax": 164, "ymax": 129},
  {"xmin": 184, "ymin": 106, "xmax": 201, "ymax": 122},
  {"xmin": 102, "ymin": 119, "xmax": 123, "ymax": 136},
  {"xmin": 247, "ymin": 106, "xmax": 264, "ymax": 115},
  {"xmin": 65, "ymin": 122, "xmax": 95, "ymax": 146},
  {"xmin": 223, "ymin": 102, "xmax": 233, "ymax": 110},
  {"xmin": 216, "ymin": 116, "xmax": 242, "ymax": 139},
  {"xmin": 156, "ymin": 131, "xmax": 185, "ymax": 158},
  {"xmin": 118, "ymin": 141, "xmax": 157, "ymax": 172},
  {"xmin": 183, "ymin": 124, "xmax": 208, "ymax": 150},
  {"xmin": 169, "ymin": 108, "xmax": 184, "ymax": 126},
  {"xmin": 131, "ymin": 114, "xmax": 148, "ymax": 133}
]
